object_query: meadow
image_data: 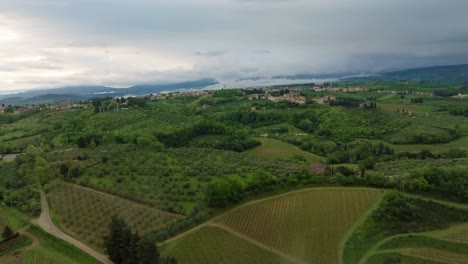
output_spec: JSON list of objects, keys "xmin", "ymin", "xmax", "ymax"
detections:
[
  {"xmin": 48, "ymin": 181, "xmax": 183, "ymax": 250},
  {"xmin": 244, "ymin": 137, "xmax": 323, "ymax": 163}
]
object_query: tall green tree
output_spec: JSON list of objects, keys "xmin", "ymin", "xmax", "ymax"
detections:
[
  {"xmin": 104, "ymin": 216, "xmax": 132, "ymax": 264},
  {"xmin": 2, "ymin": 226, "xmax": 14, "ymax": 240}
]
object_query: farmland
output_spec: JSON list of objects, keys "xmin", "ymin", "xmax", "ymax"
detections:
[
  {"xmin": 161, "ymin": 226, "xmax": 294, "ymax": 264},
  {"xmin": 48, "ymin": 181, "xmax": 183, "ymax": 250},
  {"xmin": 0, "ymin": 79, "xmax": 468, "ymax": 263},
  {"xmin": 214, "ymin": 188, "xmax": 382, "ymax": 264}
]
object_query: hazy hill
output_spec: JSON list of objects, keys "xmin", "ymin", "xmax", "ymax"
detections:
[
  {"xmin": 347, "ymin": 64, "xmax": 468, "ymax": 85},
  {"xmin": 0, "ymin": 79, "xmax": 218, "ymax": 105}
]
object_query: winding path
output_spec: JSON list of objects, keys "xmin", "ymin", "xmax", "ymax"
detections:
[{"xmin": 31, "ymin": 191, "xmax": 111, "ymax": 264}]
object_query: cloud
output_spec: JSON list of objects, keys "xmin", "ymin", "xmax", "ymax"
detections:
[
  {"xmin": 195, "ymin": 51, "xmax": 226, "ymax": 57},
  {"xmin": 0, "ymin": 0, "xmax": 467, "ymax": 91}
]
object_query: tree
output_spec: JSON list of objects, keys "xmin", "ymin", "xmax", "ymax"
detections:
[
  {"xmin": 161, "ymin": 257, "xmax": 178, "ymax": 264},
  {"xmin": 2, "ymin": 226, "xmax": 14, "ymax": 240},
  {"xmin": 125, "ymin": 232, "xmax": 141, "ymax": 264},
  {"xmin": 205, "ymin": 179, "xmax": 244, "ymax": 208},
  {"xmin": 104, "ymin": 216, "xmax": 173, "ymax": 264},
  {"xmin": 104, "ymin": 216, "xmax": 132, "ymax": 264},
  {"xmin": 137, "ymin": 237, "xmax": 161, "ymax": 264}
]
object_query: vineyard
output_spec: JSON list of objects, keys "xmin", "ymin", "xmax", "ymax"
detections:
[
  {"xmin": 215, "ymin": 188, "xmax": 382, "ymax": 264},
  {"xmin": 48, "ymin": 181, "xmax": 183, "ymax": 249},
  {"xmin": 161, "ymin": 226, "xmax": 294, "ymax": 264}
]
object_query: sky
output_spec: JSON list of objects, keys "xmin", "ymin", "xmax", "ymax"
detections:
[{"xmin": 1, "ymin": 0, "xmax": 468, "ymax": 92}]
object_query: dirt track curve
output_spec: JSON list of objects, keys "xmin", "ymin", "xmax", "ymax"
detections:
[{"xmin": 32, "ymin": 191, "xmax": 111, "ymax": 264}]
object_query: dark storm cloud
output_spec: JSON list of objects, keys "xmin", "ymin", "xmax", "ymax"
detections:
[{"xmin": 0, "ymin": 0, "xmax": 468, "ymax": 91}]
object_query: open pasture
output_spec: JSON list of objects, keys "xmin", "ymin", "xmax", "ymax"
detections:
[
  {"xmin": 161, "ymin": 226, "xmax": 294, "ymax": 264},
  {"xmin": 244, "ymin": 137, "xmax": 323, "ymax": 163},
  {"xmin": 215, "ymin": 188, "xmax": 382, "ymax": 264},
  {"xmin": 49, "ymin": 181, "xmax": 183, "ymax": 250}
]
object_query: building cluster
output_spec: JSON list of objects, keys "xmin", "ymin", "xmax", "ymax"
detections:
[
  {"xmin": 0, "ymin": 103, "xmax": 84, "ymax": 113},
  {"xmin": 312, "ymin": 95, "xmax": 337, "ymax": 104},
  {"xmin": 149, "ymin": 90, "xmax": 212, "ymax": 100},
  {"xmin": 376, "ymin": 90, "xmax": 433, "ymax": 95},
  {"xmin": 267, "ymin": 93, "xmax": 306, "ymax": 104},
  {"xmin": 453, "ymin": 93, "xmax": 468, "ymax": 99},
  {"xmin": 311, "ymin": 86, "xmax": 368, "ymax": 92}
]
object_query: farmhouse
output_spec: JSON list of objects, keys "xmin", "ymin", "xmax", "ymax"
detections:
[
  {"xmin": 312, "ymin": 95, "xmax": 336, "ymax": 104},
  {"xmin": 453, "ymin": 93, "xmax": 468, "ymax": 99}
]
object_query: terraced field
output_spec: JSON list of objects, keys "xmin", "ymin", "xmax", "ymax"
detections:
[
  {"xmin": 49, "ymin": 181, "xmax": 183, "ymax": 249},
  {"xmin": 401, "ymin": 248, "xmax": 468, "ymax": 264},
  {"xmin": 161, "ymin": 226, "xmax": 295, "ymax": 264},
  {"xmin": 444, "ymin": 225, "xmax": 468, "ymax": 244},
  {"xmin": 362, "ymin": 223, "xmax": 468, "ymax": 264}
]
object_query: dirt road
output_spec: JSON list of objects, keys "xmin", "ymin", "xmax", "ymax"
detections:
[{"xmin": 32, "ymin": 191, "xmax": 112, "ymax": 264}]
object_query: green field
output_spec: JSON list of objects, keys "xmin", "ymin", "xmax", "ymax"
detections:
[
  {"xmin": 215, "ymin": 188, "xmax": 382, "ymax": 264},
  {"xmin": 0, "ymin": 207, "xmax": 29, "ymax": 232},
  {"xmin": 161, "ymin": 226, "xmax": 294, "ymax": 264},
  {"xmin": 22, "ymin": 225, "xmax": 101, "ymax": 264},
  {"xmin": 244, "ymin": 137, "xmax": 323, "ymax": 163},
  {"xmin": 49, "ymin": 181, "xmax": 183, "ymax": 250}
]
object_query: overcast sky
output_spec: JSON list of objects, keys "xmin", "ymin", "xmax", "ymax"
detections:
[{"xmin": 1, "ymin": 0, "xmax": 468, "ymax": 92}]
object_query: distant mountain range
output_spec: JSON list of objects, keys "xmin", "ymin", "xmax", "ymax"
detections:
[
  {"xmin": 0, "ymin": 79, "xmax": 218, "ymax": 105},
  {"xmin": 345, "ymin": 64, "xmax": 468, "ymax": 85},
  {"xmin": 1, "ymin": 63, "xmax": 468, "ymax": 106}
]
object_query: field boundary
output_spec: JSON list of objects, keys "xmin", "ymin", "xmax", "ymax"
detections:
[
  {"xmin": 338, "ymin": 190, "xmax": 386, "ymax": 264},
  {"xmin": 208, "ymin": 222, "xmax": 306, "ymax": 264}
]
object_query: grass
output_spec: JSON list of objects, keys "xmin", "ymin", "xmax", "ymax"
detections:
[
  {"xmin": 215, "ymin": 188, "xmax": 382, "ymax": 264},
  {"xmin": 0, "ymin": 207, "xmax": 29, "ymax": 231},
  {"xmin": 25, "ymin": 225, "xmax": 101, "ymax": 264},
  {"xmin": 244, "ymin": 137, "xmax": 323, "ymax": 163},
  {"xmin": 380, "ymin": 103, "xmax": 421, "ymax": 113},
  {"xmin": 161, "ymin": 225, "xmax": 294, "ymax": 264},
  {"xmin": 48, "ymin": 181, "xmax": 183, "ymax": 250}
]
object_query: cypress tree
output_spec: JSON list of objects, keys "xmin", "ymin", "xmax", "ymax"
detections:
[
  {"xmin": 2, "ymin": 226, "xmax": 14, "ymax": 240},
  {"xmin": 104, "ymin": 216, "xmax": 132, "ymax": 264},
  {"xmin": 137, "ymin": 237, "xmax": 161, "ymax": 264}
]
